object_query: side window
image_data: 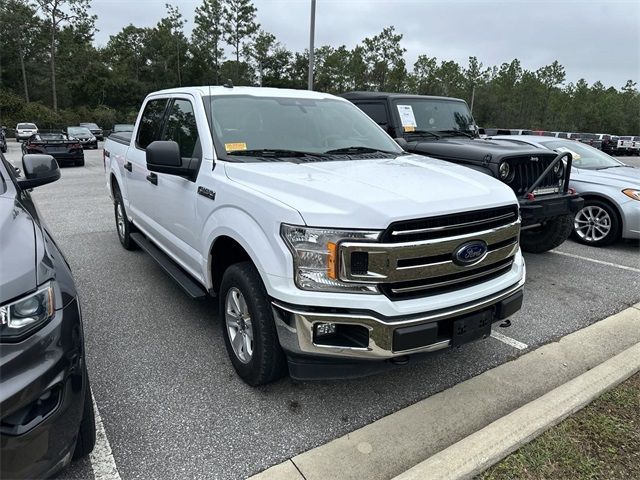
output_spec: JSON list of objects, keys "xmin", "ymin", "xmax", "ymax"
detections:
[
  {"xmin": 357, "ymin": 102, "xmax": 389, "ymax": 127},
  {"xmin": 136, "ymin": 99, "xmax": 168, "ymax": 149},
  {"xmin": 162, "ymin": 99, "xmax": 200, "ymax": 160}
]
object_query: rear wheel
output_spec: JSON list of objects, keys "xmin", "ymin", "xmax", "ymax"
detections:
[
  {"xmin": 520, "ymin": 214, "xmax": 573, "ymax": 253},
  {"xmin": 114, "ymin": 187, "xmax": 137, "ymax": 250},
  {"xmin": 572, "ymin": 200, "xmax": 620, "ymax": 246},
  {"xmin": 220, "ymin": 262, "xmax": 287, "ymax": 386}
]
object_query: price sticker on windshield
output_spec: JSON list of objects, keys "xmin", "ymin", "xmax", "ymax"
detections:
[
  {"xmin": 225, "ymin": 142, "xmax": 247, "ymax": 152},
  {"xmin": 397, "ymin": 105, "xmax": 417, "ymax": 132},
  {"xmin": 555, "ymin": 146, "xmax": 581, "ymax": 161}
]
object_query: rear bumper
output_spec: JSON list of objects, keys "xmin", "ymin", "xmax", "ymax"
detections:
[
  {"xmin": 520, "ymin": 193, "xmax": 583, "ymax": 226},
  {"xmin": 0, "ymin": 299, "xmax": 87, "ymax": 479},
  {"xmin": 271, "ymin": 277, "xmax": 524, "ymax": 371}
]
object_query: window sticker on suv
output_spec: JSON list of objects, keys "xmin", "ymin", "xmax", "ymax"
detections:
[{"xmin": 396, "ymin": 105, "xmax": 417, "ymax": 132}]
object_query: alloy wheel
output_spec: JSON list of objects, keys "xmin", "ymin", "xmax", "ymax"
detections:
[
  {"xmin": 225, "ymin": 287, "xmax": 254, "ymax": 364},
  {"xmin": 574, "ymin": 205, "xmax": 612, "ymax": 243}
]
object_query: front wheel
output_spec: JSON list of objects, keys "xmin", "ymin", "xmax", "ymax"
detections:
[
  {"xmin": 572, "ymin": 200, "xmax": 620, "ymax": 246},
  {"xmin": 520, "ymin": 214, "xmax": 573, "ymax": 253},
  {"xmin": 220, "ymin": 262, "xmax": 287, "ymax": 386}
]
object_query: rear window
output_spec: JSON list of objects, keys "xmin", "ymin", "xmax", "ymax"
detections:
[
  {"xmin": 136, "ymin": 99, "xmax": 168, "ymax": 149},
  {"xmin": 18, "ymin": 123, "xmax": 36, "ymax": 129}
]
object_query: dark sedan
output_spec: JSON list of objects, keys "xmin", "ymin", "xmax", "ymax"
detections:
[
  {"xmin": 67, "ymin": 126, "xmax": 98, "ymax": 149},
  {"xmin": 0, "ymin": 152, "xmax": 95, "ymax": 478},
  {"xmin": 79, "ymin": 123, "xmax": 103, "ymax": 141},
  {"xmin": 22, "ymin": 132, "xmax": 85, "ymax": 166}
]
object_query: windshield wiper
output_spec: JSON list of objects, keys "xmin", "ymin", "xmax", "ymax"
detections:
[
  {"xmin": 323, "ymin": 146, "xmax": 400, "ymax": 155},
  {"xmin": 404, "ymin": 129, "xmax": 441, "ymax": 139},
  {"xmin": 227, "ymin": 148, "xmax": 330, "ymax": 159},
  {"xmin": 596, "ymin": 165, "xmax": 625, "ymax": 170},
  {"xmin": 436, "ymin": 129, "xmax": 474, "ymax": 138}
]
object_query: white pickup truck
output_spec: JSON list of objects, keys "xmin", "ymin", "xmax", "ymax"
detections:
[{"xmin": 104, "ymin": 86, "xmax": 526, "ymax": 385}]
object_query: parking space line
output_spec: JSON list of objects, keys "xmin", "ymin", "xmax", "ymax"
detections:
[
  {"xmin": 90, "ymin": 394, "xmax": 121, "ymax": 480},
  {"xmin": 550, "ymin": 250, "xmax": 640, "ymax": 274},
  {"xmin": 490, "ymin": 330, "xmax": 528, "ymax": 350}
]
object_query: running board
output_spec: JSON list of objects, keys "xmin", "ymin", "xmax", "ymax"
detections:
[{"xmin": 130, "ymin": 233, "xmax": 208, "ymax": 299}]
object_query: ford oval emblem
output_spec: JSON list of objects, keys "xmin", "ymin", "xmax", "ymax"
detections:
[{"xmin": 452, "ymin": 241, "xmax": 488, "ymax": 266}]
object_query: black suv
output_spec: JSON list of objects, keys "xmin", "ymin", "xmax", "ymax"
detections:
[
  {"xmin": 342, "ymin": 92, "xmax": 583, "ymax": 253},
  {"xmin": 0, "ymin": 152, "xmax": 95, "ymax": 478}
]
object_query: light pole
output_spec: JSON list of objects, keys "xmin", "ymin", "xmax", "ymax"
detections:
[{"xmin": 308, "ymin": 0, "xmax": 316, "ymax": 90}]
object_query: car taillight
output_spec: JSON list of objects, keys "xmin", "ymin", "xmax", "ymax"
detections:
[{"xmin": 71, "ymin": 143, "xmax": 82, "ymax": 149}]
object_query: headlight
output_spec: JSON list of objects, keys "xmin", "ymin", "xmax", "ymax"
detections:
[
  {"xmin": 281, "ymin": 224, "xmax": 381, "ymax": 293},
  {"xmin": 0, "ymin": 282, "xmax": 55, "ymax": 340},
  {"xmin": 553, "ymin": 161, "xmax": 564, "ymax": 177},
  {"xmin": 498, "ymin": 161, "xmax": 510, "ymax": 180},
  {"xmin": 622, "ymin": 188, "xmax": 640, "ymax": 201}
]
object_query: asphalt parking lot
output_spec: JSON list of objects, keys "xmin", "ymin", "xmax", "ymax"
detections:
[{"xmin": 4, "ymin": 141, "xmax": 639, "ymax": 480}]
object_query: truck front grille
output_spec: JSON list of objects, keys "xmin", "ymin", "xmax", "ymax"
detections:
[
  {"xmin": 506, "ymin": 155, "xmax": 564, "ymax": 196},
  {"xmin": 338, "ymin": 207, "xmax": 520, "ymax": 300}
]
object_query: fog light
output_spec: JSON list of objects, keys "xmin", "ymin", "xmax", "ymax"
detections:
[{"xmin": 315, "ymin": 322, "xmax": 337, "ymax": 337}]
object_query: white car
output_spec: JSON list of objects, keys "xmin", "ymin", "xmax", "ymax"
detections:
[
  {"xmin": 103, "ymin": 86, "xmax": 525, "ymax": 385},
  {"xmin": 15, "ymin": 123, "xmax": 38, "ymax": 142},
  {"xmin": 493, "ymin": 135, "xmax": 640, "ymax": 246}
]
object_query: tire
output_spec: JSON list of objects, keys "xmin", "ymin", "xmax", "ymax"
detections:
[
  {"xmin": 72, "ymin": 375, "xmax": 96, "ymax": 460},
  {"xmin": 113, "ymin": 187, "xmax": 137, "ymax": 250},
  {"xmin": 520, "ymin": 214, "xmax": 573, "ymax": 253},
  {"xmin": 220, "ymin": 262, "xmax": 287, "ymax": 386},
  {"xmin": 572, "ymin": 200, "xmax": 620, "ymax": 247}
]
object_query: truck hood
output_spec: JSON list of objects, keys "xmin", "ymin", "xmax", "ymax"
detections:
[
  {"xmin": 408, "ymin": 137, "xmax": 551, "ymax": 163},
  {"xmin": 224, "ymin": 154, "xmax": 518, "ymax": 229},
  {"xmin": 574, "ymin": 166, "xmax": 640, "ymax": 188},
  {"xmin": 0, "ymin": 197, "xmax": 37, "ymax": 304}
]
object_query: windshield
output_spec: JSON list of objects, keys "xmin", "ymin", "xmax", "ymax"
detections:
[
  {"xmin": 205, "ymin": 95, "xmax": 402, "ymax": 160},
  {"xmin": 68, "ymin": 127, "xmax": 91, "ymax": 136},
  {"xmin": 540, "ymin": 140, "xmax": 623, "ymax": 169},
  {"xmin": 392, "ymin": 98, "xmax": 475, "ymax": 134},
  {"xmin": 114, "ymin": 124, "xmax": 134, "ymax": 132},
  {"xmin": 18, "ymin": 123, "xmax": 36, "ymax": 129}
]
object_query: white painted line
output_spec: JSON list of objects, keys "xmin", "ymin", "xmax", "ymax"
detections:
[
  {"xmin": 550, "ymin": 250, "xmax": 640, "ymax": 274},
  {"xmin": 490, "ymin": 330, "xmax": 528, "ymax": 350},
  {"xmin": 90, "ymin": 393, "xmax": 121, "ymax": 480}
]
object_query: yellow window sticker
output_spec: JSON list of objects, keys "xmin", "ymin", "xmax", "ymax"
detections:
[
  {"xmin": 555, "ymin": 146, "xmax": 581, "ymax": 161},
  {"xmin": 225, "ymin": 142, "xmax": 247, "ymax": 152},
  {"xmin": 403, "ymin": 125, "xmax": 415, "ymax": 132}
]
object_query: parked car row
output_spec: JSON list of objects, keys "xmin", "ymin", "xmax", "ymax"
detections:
[{"xmin": 479, "ymin": 127, "xmax": 640, "ymax": 156}]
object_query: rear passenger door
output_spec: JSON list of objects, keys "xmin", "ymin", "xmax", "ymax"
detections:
[
  {"xmin": 127, "ymin": 97, "xmax": 169, "ymax": 233},
  {"xmin": 144, "ymin": 96, "xmax": 204, "ymax": 276}
]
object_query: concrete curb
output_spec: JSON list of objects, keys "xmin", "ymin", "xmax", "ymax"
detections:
[
  {"xmin": 393, "ymin": 341, "xmax": 640, "ymax": 480},
  {"xmin": 250, "ymin": 305, "xmax": 640, "ymax": 480}
]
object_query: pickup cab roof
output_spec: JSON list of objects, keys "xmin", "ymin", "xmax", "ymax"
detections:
[{"xmin": 150, "ymin": 85, "xmax": 340, "ymax": 101}]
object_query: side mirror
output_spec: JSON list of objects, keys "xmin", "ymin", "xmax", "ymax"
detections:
[
  {"xmin": 394, "ymin": 137, "xmax": 409, "ymax": 150},
  {"xmin": 18, "ymin": 154, "xmax": 60, "ymax": 189},
  {"xmin": 146, "ymin": 140, "xmax": 198, "ymax": 179}
]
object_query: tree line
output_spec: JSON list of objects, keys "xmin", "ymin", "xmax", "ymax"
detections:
[{"xmin": 0, "ymin": 0, "xmax": 638, "ymax": 135}]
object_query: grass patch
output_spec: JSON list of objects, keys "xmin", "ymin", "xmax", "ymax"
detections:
[{"xmin": 480, "ymin": 372, "xmax": 640, "ymax": 480}]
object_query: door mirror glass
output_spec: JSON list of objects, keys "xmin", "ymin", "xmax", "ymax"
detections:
[{"xmin": 18, "ymin": 154, "xmax": 60, "ymax": 189}]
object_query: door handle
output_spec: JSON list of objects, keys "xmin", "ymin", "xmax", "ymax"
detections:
[
  {"xmin": 124, "ymin": 161, "xmax": 132, "ymax": 172},
  {"xmin": 146, "ymin": 173, "xmax": 158, "ymax": 185}
]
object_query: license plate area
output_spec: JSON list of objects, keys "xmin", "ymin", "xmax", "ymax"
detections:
[{"xmin": 451, "ymin": 309, "xmax": 493, "ymax": 347}]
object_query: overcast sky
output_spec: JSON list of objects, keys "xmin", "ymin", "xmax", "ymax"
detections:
[{"xmin": 92, "ymin": 0, "xmax": 639, "ymax": 88}]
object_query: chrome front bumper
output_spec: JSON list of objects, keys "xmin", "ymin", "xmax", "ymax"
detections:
[{"xmin": 271, "ymin": 278, "xmax": 525, "ymax": 360}]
